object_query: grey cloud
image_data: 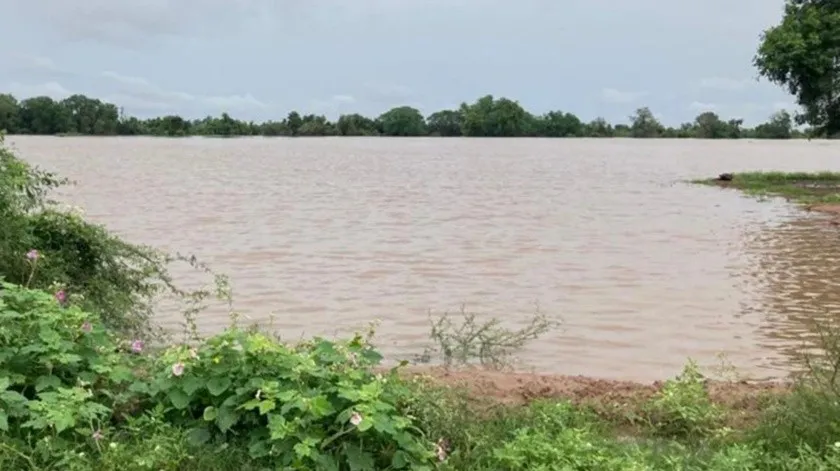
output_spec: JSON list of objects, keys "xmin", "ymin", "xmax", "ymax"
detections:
[
  {"xmin": 101, "ymin": 71, "xmax": 269, "ymax": 112},
  {"xmin": 15, "ymin": 0, "xmax": 274, "ymax": 45}
]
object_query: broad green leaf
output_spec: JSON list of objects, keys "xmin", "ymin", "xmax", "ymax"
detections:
[
  {"xmin": 203, "ymin": 406, "xmax": 217, "ymax": 421},
  {"xmin": 34, "ymin": 375, "xmax": 61, "ymax": 392},
  {"xmin": 181, "ymin": 376, "xmax": 203, "ymax": 395},
  {"xmin": 345, "ymin": 444, "xmax": 375, "ymax": 471},
  {"xmin": 168, "ymin": 389, "xmax": 190, "ymax": 410},
  {"xmin": 216, "ymin": 406, "xmax": 238, "ymax": 432},
  {"xmin": 207, "ymin": 376, "xmax": 231, "ymax": 396},
  {"xmin": 0, "ymin": 411, "xmax": 8, "ymax": 431}
]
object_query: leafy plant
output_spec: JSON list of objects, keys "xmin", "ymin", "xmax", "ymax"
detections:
[
  {"xmin": 643, "ymin": 360, "xmax": 723, "ymax": 440},
  {"xmin": 145, "ymin": 328, "xmax": 435, "ymax": 470},
  {"xmin": 0, "ymin": 282, "xmax": 142, "ymax": 446},
  {"xmin": 417, "ymin": 305, "xmax": 559, "ymax": 369}
]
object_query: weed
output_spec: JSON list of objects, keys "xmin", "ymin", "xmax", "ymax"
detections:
[
  {"xmin": 642, "ymin": 360, "xmax": 724, "ymax": 440},
  {"xmin": 416, "ymin": 304, "xmax": 559, "ymax": 369}
]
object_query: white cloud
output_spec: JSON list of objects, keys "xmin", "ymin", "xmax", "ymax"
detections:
[
  {"xmin": 310, "ymin": 94, "xmax": 357, "ymax": 117},
  {"xmin": 689, "ymin": 101, "xmax": 717, "ymax": 111},
  {"xmin": 101, "ymin": 70, "xmax": 268, "ymax": 112},
  {"xmin": 601, "ymin": 87, "xmax": 646, "ymax": 104},
  {"xmin": 697, "ymin": 77, "xmax": 753, "ymax": 91},
  {"xmin": 8, "ymin": 81, "xmax": 72, "ymax": 99}
]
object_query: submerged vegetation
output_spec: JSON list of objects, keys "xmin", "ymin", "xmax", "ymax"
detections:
[{"xmin": 694, "ymin": 171, "xmax": 840, "ymax": 206}]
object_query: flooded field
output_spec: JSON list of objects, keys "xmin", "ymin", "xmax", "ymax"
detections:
[{"xmin": 9, "ymin": 135, "xmax": 840, "ymax": 381}]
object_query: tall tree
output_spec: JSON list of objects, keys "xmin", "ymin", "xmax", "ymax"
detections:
[{"xmin": 754, "ymin": 0, "xmax": 840, "ymax": 136}]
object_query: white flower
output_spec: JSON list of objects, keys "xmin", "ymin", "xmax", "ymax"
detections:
[{"xmin": 349, "ymin": 411, "xmax": 363, "ymax": 426}]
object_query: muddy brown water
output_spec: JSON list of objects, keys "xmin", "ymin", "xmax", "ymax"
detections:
[{"xmin": 8, "ymin": 136, "xmax": 840, "ymax": 382}]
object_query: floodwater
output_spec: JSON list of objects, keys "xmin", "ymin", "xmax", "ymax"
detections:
[{"xmin": 8, "ymin": 136, "xmax": 840, "ymax": 382}]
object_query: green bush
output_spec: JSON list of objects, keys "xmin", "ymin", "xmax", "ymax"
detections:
[
  {"xmin": 642, "ymin": 360, "xmax": 723, "ymax": 440},
  {"xmin": 0, "ymin": 282, "xmax": 141, "ymax": 457},
  {"xmin": 0, "ymin": 283, "xmax": 436, "ymax": 469},
  {"xmin": 0, "ymin": 134, "xmax": 227, "ymax": 339},
  {"xmin": 143, "ymin": 328, "xmax": 434, "ymax": 469}
]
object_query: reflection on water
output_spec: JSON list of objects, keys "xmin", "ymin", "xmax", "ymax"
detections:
[
  {"xmin": 743, "ymin": 215, "xmax": 840, "ymax": 376},
  {"xmin": 8, "ymin": 136, "xmax": 840, "ymax": 382}
]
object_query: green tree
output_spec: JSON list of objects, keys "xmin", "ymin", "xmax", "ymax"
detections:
[
  {"xmin": 754, "ymin": 0, "xmax": 840, "ymax": 136},
  {"xmin": 629, "ymin": 107, "xmax": 664, "ymax": 138},
  {"xmin": 426, "ymin": 109, "xmax": 462, "ymax": 136},
  {"xmin": 692, "ymin": 112, "xmax": 742, "ymax": 139},
  {"xmin": 752, "ymin": 110, "xmax": 794, "ymax": 139},
  {"xmin": 585, "ymin": 118, "xmax": 614, "ymax": 137},
  {"xmin": 0, "ymin": 94, "xmax": 20, "ymax": 133},
  {"xmin": 60, "ymin": 94, "xmax": 119, "ymax": 135},
  {"xmin": 286, "ymin": 111, "xmax": 303, "ymax": 136},
  {"xmin": 535, "ymin": 111, "xmax": 584, "ymax": 137},
  {"xmin": 18, "ymin": 96, "xmax": 70, "ymax": 135},
  {"xmin": 460, "ymin": 95, "xmax": 531, "ymax": 137},
  {"xmin": 336, "ymin": 113, "xmax": 378, "ymax": 136},
  {"xmin": 377, "ymin": 106, "xmax": 427, "ymax": 136}
]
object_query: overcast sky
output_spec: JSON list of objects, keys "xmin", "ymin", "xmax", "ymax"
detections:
[{"xmin": 0, "ymin": 0, "xmax": 796, "ymax": 126}]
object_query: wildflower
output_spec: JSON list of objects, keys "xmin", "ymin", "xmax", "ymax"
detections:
[
  {"xmin": 81, "ymin": 321, "xmax": 92, "ymax": 333},
  {"xmin": 435, "ymin": 438, "xmax": 450, "ymax": 462},
  {"xmin": 130, "ymin": 340, "xmax": 144, "ymax": 353},
  {"xmin": 25, "ymin": 249, "xmax": 39, "ymax": 261},
  {"xmin": 189, "ymin": 347, "xmax": 199, "ymax": 359},
  {"xmin": 171, "ymin": 362, "xmax": 185, "ymax": 377},
  {"xmin": 255, "ymin": 389, "xmax": 262, "ymax": 400},
  {"xmin": 92, "ymin": 429, "xmax": 103, "ymax": 441},
  {"xmin": 349, "ymin": 411, "xmax": 363, "ymax": 426},
  {"xmin": 55, "ymin": 290, "xmax": 67, "ymax": 304}
]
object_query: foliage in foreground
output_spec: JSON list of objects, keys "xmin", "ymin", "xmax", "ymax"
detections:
[
  {"xmin": 10, "ymin": 280, "xmax": 840, "ymax": 470},
  {"xmin": 0, "ymin": 283, "xmax": 434, "ymax": 470}
]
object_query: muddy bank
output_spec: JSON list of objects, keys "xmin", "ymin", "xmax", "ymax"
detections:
[
  {"xmin": 398, "ymin": 366, "xmax": 790, "ymax": 429},
  {"xmin": 404, "ymin": 366, "xmax": 787, "ymax": 404}
]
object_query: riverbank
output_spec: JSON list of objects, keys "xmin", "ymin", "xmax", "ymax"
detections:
[{"xmin": 696, "ymin": 171, "xmax": 840, "ymax": 223}]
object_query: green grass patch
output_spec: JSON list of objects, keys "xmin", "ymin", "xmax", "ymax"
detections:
[{"xmin": 693, "ymin": 171, "xmax": 840, "ymax": 205}]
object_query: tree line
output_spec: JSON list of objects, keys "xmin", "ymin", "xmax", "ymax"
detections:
[{"xmin": 0, "ymin": 92, "xmax": 804, "ymax": 139}]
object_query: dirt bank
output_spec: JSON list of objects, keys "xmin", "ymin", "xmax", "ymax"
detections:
[
  {"xmin": 401, "ymin": 366, "xmax": 790, "ymax": 428},
  {"xmin": 405, "ymin": 366, "xmax": 787, "ymax": 405}
]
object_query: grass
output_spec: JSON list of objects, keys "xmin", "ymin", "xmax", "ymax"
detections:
[{"xmin": 693, "ymin": 171, "xmax": 840, "ymax": 205}]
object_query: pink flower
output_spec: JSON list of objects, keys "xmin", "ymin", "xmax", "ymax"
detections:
[
  {"xmin": 92, "ymin": 429, "xmax": 103, "ymax": 441},
  {"xmin": 81, "ymin": 321, "xmax": 92, "ymax": 333},
  {"xmin": 25, "ymin": 249, "xmax": 39, "ymax": 261},
  {"xmin": 55, "ymin": 290, "xmax": 67, "ymax": 304},
  {"xmin": 130, "ymin": 340, "xmax": 144, "ymax": 353},
  {"xmin": 171, "ymin": 362, "xmax": 185, "ymax": 377},
  {"xmin": 349, "ymin": 411, "xmax": 363, "ymax": 426}
]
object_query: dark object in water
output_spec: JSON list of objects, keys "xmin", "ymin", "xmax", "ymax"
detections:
[{"xmin": 717, "ymin": 173, "xmax": 734, "ymax": 182}]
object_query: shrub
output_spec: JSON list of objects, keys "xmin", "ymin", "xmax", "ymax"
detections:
[
  {"xmin": 0, "ymin": 134, "xmax": 226, "ymax": 339},
  {"xmin": 0, "ymin": 282, "xmax": 140, "ymax": 449},
  {"xmin": 143, "ymin": 328, "xmax": 435, "ymax": 469},
  {"xmin": 642, "ymin": 360, "xmax": 723, "ymax": 440}
]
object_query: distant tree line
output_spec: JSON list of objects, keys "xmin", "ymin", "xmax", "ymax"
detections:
[{"xmin": 0, "ymin": 92, "xmax": 807, "ymax": 139}]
